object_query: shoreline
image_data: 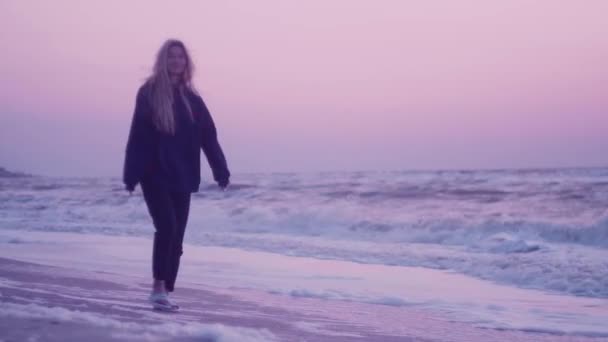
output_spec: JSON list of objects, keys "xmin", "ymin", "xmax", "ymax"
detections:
[
  {"xmin": 1, "ymin": 256, "xmax": 602, "ymax": 342},
  {"xmin": 1, "ymin": 229, "xmax": 607, "ymax": 341}
]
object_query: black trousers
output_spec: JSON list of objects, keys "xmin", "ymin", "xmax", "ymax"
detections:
[{"xmin": 141, "ymin": 180, "xmax": 191, "ymax": 292}]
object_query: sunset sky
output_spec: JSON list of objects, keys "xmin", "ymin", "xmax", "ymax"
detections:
[{"xmin": 1, "ymin": 0, "xmax": 606, "ymax": 177}]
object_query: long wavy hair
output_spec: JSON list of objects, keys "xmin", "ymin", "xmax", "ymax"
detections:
[{"xmin": 145, "ymin": 39, "xmax": 196, "ymax": 135}]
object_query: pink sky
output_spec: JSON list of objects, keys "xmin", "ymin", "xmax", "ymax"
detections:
[{"xmin": 1, "ymin": 0, "xmax": 607, "ymax": 176}]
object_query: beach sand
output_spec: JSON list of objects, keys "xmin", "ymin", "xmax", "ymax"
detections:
[{"xmin": 1, "ymin": 252, "xmax": 602, "ymax": 342}]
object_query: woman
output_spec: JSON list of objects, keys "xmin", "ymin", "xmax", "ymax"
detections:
[{"xmin": 122, "ymin": 39, "xmax": 230, "ymax": 312}]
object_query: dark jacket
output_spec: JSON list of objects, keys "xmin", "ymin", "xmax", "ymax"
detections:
[{"xmin": 123, "ymin": 83, "xmax": 230, "ymax": 193}]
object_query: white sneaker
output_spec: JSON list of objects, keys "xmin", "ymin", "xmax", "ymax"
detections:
[{"xmin": 148, "ymin": 292, "xmax": 179, "ymax": 312}]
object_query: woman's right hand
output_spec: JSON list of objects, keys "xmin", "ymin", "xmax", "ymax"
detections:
[
  {"xmin": 218, "ymin": 179, "xmax": 229, "ymax": 191},
  {"xmin": 125, "ymin": 183, "xmax": 136, "ymax": 194}
]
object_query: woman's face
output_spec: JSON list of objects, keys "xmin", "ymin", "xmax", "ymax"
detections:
[{"xmin": 167, "ymin": 45, "xmax": 187, "ymax": 77}]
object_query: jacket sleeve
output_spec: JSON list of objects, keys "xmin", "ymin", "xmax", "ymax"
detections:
[
  {"xmin": 123, "ymin": 87, "xmax": 155, "ymax": 190},
  {"xmin": 198, "ymin": 98, "xmax": 230, "ymax": 185}
]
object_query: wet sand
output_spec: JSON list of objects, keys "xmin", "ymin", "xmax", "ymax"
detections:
[{"xmin": 0, "ymin": 256, "xmax": 601, "ymax": 342}]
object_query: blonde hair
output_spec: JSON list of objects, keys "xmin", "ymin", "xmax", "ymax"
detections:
[{"xmin": 145, "ymin": 39, "xmax": 196, "ymax": 135}]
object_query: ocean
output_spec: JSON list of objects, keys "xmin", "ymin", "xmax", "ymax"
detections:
[{"xmin": 2, "ymin": 167, "xmax": 607, "ymax": 299}]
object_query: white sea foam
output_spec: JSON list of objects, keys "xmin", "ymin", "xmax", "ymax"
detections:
[{"xmin": 0, "ymin": 302, "xmax": 277, "ymax": 342}]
